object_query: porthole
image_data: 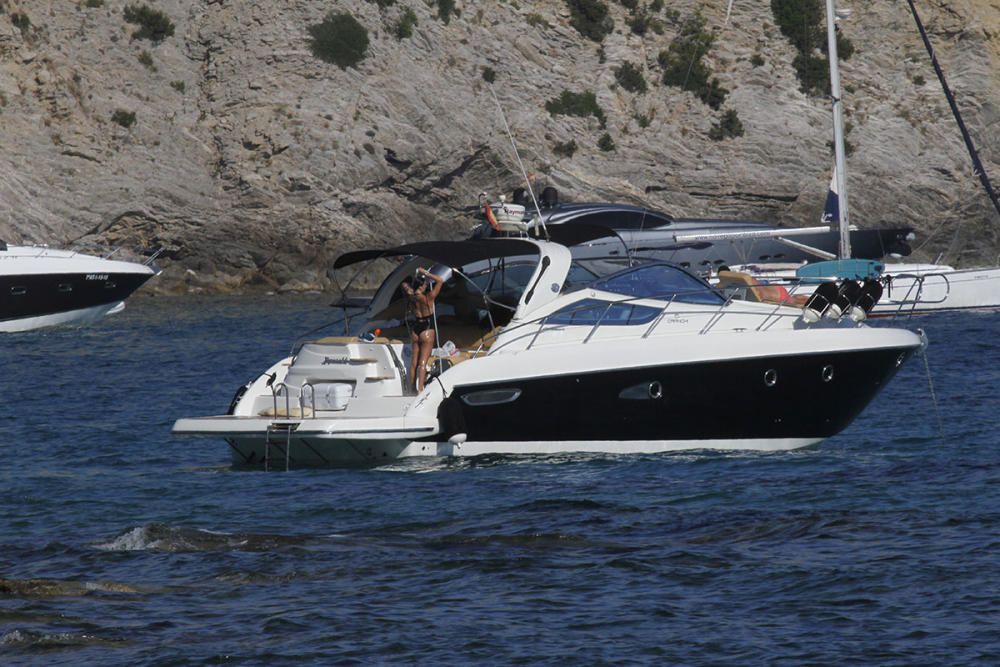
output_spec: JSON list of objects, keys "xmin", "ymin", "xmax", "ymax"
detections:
[
  {"xmin": 821, "ymin": 365, "xmax": 834, "ymax": 383},
  {"xmin": 10, "ymin": 286, "xmax": 26, "ymax": 296},
  {"xmin": 764, "ymin": 369, "xmax": 777, "ymax": 387},
  {"xmin": 648, "ymin": 381, "xmax": 663, "ymax": 399},
  {"xmin": 895, "ymin": 352, "xmax": 906, "ymax": 368},
  {"xmin": 58, "ymin": 283, "xmax": 73, "ymax": 293},
  {"xmin": 104, "ymin": 280, "xmax": 116, "ymax": 289}
]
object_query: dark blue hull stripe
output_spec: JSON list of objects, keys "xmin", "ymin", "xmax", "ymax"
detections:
[
  {"xmin": 0, "ymin": 272, "xmax": 153, "ymax": 323},
  {"xmin": 449, "ymin": 346, "xmax": 913, "ymax": 442}
]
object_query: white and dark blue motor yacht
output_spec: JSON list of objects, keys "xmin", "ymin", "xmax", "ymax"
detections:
[
  {"xmin": 173, "ymin": 233, "xmax": 922, "ymax": 467},
  {"xmin": 473, "ymin": 188, "xmax": 915, "ymax": 271},
  {"xmin": 0, "ymin": 241, "xmax": 159, "ymax": 333}
]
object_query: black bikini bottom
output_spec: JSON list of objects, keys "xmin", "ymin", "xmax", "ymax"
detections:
[{"xmin": 409, "ymin": 316, "xmax": 432, "ymax": 334}]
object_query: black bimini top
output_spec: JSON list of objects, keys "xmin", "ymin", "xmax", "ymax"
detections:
[
  {"xmin": 333, "ymin": 239, "xmax": 540, "ymax": 270},
  {"xmin": 539, "ymin": 223, "xmax": 623, "ymax": 248},
  {"xmin": 333, "ymin": 226, "xmax": 620, "ymax": 270}
]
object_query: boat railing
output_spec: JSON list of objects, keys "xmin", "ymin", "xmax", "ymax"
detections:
[
  {"xmin": 301, "ymin": 382, "xmax": 316, "ymax": 417},
  {"xmin": 144, "ymin": 247, "xmax": 165, "ymax": 266},
  {"xmin": 884, "ymin": 271, "xmax": 952, "ymax": 317},
  {"xmin": 269, "ymin": 381, "xmax": 316, "ymax": 419},
  {"xmin": 270, "ymin": 382, "xmax": 291, "ymax": 419},
  {"xmin": 464, "ymin": 284, "xmax": 802, "ymax": 356}
]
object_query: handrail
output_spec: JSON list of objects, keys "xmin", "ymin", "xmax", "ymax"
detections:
[
  {"xmin": 642, "ymin": 294, "xmax": 679, "ymax": 339},
  {"xmin": 270, "ymin": 382, "xmax": 291, "ymax": 419},
  {"xmin": 300, "ymin": 382, "xmax": 315, "ymax": 417},
  {"xmin": 755, "ymin": 297, "xmax": 795, "ymax": 332},
  {"xmin": 483, "ymin": 284, "xmax": 803, "ymax": 354},
  {"xmin": 880, "ymin": 272, "xmax": 953, "ymax": 318},
  {"xmin": 144, "ymin": 247, "xmax": 165, "ymax": 266},
  {"xmin": 285, "ymin": 282, "xmax": 806, "ymax": 375},
  {"xmin": 889, "ymin": 272, "xmax": 951, "ymax": 305},
  {"xmin": 699, "ymin": 293, "xmax": 737, "ymax": 335},
  {"xmin": 582, "ymin": 302, "xmax": 614, "ymax": 344}
]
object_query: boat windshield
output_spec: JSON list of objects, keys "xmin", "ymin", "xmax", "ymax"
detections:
[{"xmin": 591, "ymin": 263, "xmax": 724, "ymax": 305}]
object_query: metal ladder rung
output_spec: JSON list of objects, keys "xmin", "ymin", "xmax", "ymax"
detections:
[{"xmin": 264, "ymin": 422, "xmax": 295, "ymax": 471}]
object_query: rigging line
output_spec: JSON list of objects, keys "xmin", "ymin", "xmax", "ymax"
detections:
[
  {"xmin": 904, "ymin": 0, "xmax": 1000, "ymax": 223},
  {"xmin": 633, "ymin": 208, "xmax": 649, "ymax": 266},
  {"xmin": 918, "ymin": 330, "xmax": 944, "ymax": 442},
  {"xmin": 487, "ymin": 84, "xmax": 547, "ymax": 238}
]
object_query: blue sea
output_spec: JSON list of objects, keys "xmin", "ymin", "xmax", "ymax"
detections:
[{"xmin": 2, "ymin": 295, "xmax": 999, "ymax": 665}]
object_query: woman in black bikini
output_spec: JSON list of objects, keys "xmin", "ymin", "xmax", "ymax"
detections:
[{"xmin": 402, "ymin": 266, "xmax": 447, "ymax": 393}]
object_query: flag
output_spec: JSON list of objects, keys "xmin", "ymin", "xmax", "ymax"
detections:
[{"xmin": 484, "ymin": 201, "xmax": 500, "ymax": 230}]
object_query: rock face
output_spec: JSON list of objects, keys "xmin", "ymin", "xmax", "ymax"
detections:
[{"xmin": 0, "ymin": 0, "xmax": 998, "ymax": 293}]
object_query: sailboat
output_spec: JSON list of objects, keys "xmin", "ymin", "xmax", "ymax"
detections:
[
  {"xmin": 736, "ymin": 164, "xmax": 1000, "ymax": 316},
  {"xmin": 729, "ymin": 0, "xmax": 1000, "ymax": 317}
]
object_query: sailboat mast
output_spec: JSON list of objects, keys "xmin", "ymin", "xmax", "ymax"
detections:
[
  {"xmin": 903, "ymin": 0, "xmax": 1000, "ymax": 223},
  {"xmin": 826, "ymin": 0, "xmax": 851, "ymax": 259}
]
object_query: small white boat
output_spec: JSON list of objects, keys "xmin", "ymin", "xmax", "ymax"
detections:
[
  {"xmin": 729, "ymin": 261, "xmax": 1000, "ymax": 317},
  {"xmin": 0, "ymin": 242, "xmax": 159, "ymax": 333},
  {"xmin": 874, "ymin": 263, "xmax": 1000, "ymax": 315},
  {"xmin": 173, "ymin": 235, "xmax": 923, "ymax": 467}
]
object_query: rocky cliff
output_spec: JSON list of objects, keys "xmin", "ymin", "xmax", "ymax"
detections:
[{"xmin": 1, "ymin": 0, "xmax": 998, "ymax": 293}]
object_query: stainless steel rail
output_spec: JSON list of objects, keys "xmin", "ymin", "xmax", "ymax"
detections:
[{"xmin": 493, "ymin": 285, "xmax": 803, "ymax": 353}]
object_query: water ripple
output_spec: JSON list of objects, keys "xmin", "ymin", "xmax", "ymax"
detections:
[{"xmin": 1, "ymin": 300, "xmax": 998, "ymax": 664}]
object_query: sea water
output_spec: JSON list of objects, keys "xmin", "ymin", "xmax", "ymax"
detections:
[{"xmin": 1, "ymin": 295, "xmax": 999, "ymax": 665}]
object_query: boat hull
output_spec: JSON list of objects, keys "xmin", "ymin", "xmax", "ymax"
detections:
[
  {"xmin": 223, "ymin": 436, "xmax": 825, "ymax": 468},
  {"xmin": 872, "ymin": 266, "xmax": 1000, "ymax": 316},
  {"xmin": 448, "ymin": 344, "xmax": 914, "ymax": 443},
  {"xmin": 0, "ymin": 300, "xmax": 128, "ymax": 333},
  {"xmin": 224, "ymin": 435, "xmax": 421, "ymax": 467},
  {"xmin": 736, "ymin": 263, "xmax": 1000, "ymax": 317},
  {"xmin": 0, "ymin": 269, "xmax": 155, "ymax": 332},
  {"xmin": 191, "ymin": 342, "xmax": 916, "ymax": 467}
]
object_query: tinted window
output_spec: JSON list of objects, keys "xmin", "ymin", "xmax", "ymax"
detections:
[
  {"xmin": 561, "ymin": 263, "xmax": 599, "ymax": 293},
  {"xmin": 470, "ymin": 262, "xmax": 536, "ymax": 299},
  {"xmin": 547, "ymin": 298, "xmax": 661, "ymax": 326},
  {"xmin": 592, "ymin": 264, "xmax": 724, "ymax": 305},
  {"xmin": 569, "ymin": 210, "xmax": 672, "ymax": 230}
]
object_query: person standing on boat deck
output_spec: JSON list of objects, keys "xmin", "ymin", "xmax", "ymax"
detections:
[{"xmin": 402, "ymin": 266, "xmax": 447, "ymax": 393}]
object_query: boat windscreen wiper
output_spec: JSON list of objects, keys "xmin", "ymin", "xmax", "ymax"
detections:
[{"xmin": 523, "ymin": 256, "xmax": 551, "ymax": 304}]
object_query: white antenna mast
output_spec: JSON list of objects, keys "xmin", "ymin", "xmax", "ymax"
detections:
[{"xmin": 488, "ymin": 84, "xmax": 548, "ymax": 238}]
